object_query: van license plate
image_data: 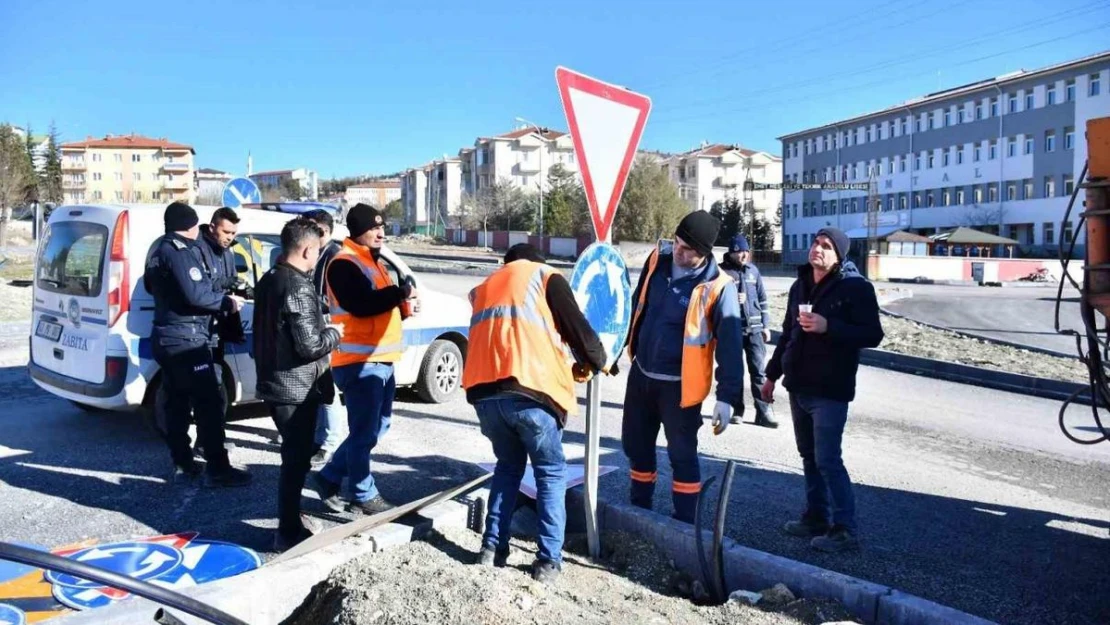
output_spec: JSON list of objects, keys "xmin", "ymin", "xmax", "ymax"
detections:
[{"xmin": 35, "ymin": 319, "xmax": 63, "ymax": 342}]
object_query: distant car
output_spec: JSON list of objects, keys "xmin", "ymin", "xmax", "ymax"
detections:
[
  {"xmin": 241, "ymin": 201, "xmax": 341, "ymax": 216},
  {"xmin": 28, "ymin": 203, "xmax": 471, "ymax": 424}
]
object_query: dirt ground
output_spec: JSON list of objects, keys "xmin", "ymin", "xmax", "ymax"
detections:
[{"xmin": 281, "ymin": 527, "xmax": 860, "ymax": 625}]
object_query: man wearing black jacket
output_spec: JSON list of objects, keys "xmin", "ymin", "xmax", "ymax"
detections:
[
  {"xmin": 253, "ymin": 218, "xmax": 343, "ymax": 551},
  {"xmin": 463, "ymin": 243, "xmax": 609, "ymax": 585},
  {"xmin": 304, "ymin": 209, "xmax": 346, "ymax": 469},
  {"xmin": 762, "ymin": 227, "xmax": 883, "ymax": 553}
]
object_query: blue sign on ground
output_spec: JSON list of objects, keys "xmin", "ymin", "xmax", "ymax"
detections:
[
  {"xmin": 222, "ymin": 177, "xmax": 262, "ymax": 208},
  {"xmin": 0, "ymin": 603, "xmax": 26, "ymax": 625},
  {"xmin": 570, "ymin": 242, "xmax": 632, "ymax": 369}
]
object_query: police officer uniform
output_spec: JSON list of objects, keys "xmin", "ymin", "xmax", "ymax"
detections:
[
  {"xmin": 144, "ymin": 202, "xmax": 251, "ymax": 487},
  {"xmin": 720, "ymin": 234, "xmax": 778, "ymax": 428}
]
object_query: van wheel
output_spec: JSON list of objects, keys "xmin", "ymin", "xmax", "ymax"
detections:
[
  {"xmin": 417, "ymin": 340, "xmax": 462, "ymax": 403},
  {"xmin": 70, "ymin": 400, "xmax": 104, "ymax": 413}
]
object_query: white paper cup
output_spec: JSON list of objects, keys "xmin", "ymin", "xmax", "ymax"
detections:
[{"xmin": 798, "ymin": 304, "xmax": 813, "ymax": 314}]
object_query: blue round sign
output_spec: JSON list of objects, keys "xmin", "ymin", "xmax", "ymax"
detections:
[
  {"xmin": 570, "ymin": 243, "xmax": 632, "ymax": 368},
  {"xmin": 47, "ymin": 542, "xmax": 182, "ymax": 590},
  {"xmin": 0, "ymin": 603, "xmax": 26, "ymax": 625},
  {"xmin": 222, "ymin": 177, "xmax": 262, "ymax": 209}
]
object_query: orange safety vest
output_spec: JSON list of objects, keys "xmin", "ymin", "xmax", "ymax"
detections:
[
  {"xmin": 326, "ymin": 239, "xmax": 404, "ymax": 367},
  {"xmin": 627, "ymin": 249, "xmax": 733, "ymax": 408},
  {"xmin": 462, "ymin": 260, "xmax": 578, "ymax": 416}
]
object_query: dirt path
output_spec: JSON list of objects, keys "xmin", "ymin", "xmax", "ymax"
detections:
[{"xmin": 281, "ymin": 527, "xmax": 859, "ymax": 625}]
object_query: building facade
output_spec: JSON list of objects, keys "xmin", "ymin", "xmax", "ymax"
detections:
[
  {"xmin": 345, "ymin": 179, "xmax": 401, "ymax": 208},
  {"xmin": 249, "ymin": 168, "xmax": 319, "ymax": 200},
  {"xmin": 665, "ymin": 143, "xmax": 784, "ymax": 249},
  {"xmin": 10, "ymin": 126, "xmax": 49, "ymax": 174},
  {"xmin": 425, "ymin": 158, "xmax": 463, "ymax": 227},
  {"xmin": 401, "ymin": 166, "xmax": 429, "ymax": 226},
  {"xmin": 195, "ymin": 168, "xmax": 233, "ymax": 204},
  {"xmin": 460, "ymin": 127, "xmax": 580, "ymax": 196},
  {"xmin": 779, "ymin": 51, "xmax": 1110, "ymax": 261},
  {"xmin": 59, "ymin": 134, "xmax": 196, "ymax": 205}
]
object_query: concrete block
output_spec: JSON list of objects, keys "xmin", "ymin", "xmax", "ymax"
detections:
[{"xmin": 877, "ymin": 590, "xmax": 999, "ymax": 625}]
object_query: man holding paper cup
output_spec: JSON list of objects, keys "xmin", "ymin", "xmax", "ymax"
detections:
[{"xmin": 763, "ymin": 227, "xmax": 884, "ymax": 553}]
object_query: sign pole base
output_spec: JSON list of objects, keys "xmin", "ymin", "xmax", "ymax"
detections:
[{"xmin": 584, "ymin": 375, "xmax": 602, "ymax": 559}]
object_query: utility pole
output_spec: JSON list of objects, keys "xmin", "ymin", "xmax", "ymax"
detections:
[
  {"xmin": 866, "ymin": 164, "xmax": 880, "ymax": 276},
  {"xmin": 743, "ymin": 165, "xmax": 755, "ymax": 246}
]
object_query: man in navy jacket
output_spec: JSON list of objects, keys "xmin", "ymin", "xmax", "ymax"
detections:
[{"xmin": 719, "ymin": 233, "xmax": 777, "ymax": 428}]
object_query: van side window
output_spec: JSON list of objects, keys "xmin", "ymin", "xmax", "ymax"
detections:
[{"xmin": 232, "ymin": 234, "xmax": 282, "ymax": 293}]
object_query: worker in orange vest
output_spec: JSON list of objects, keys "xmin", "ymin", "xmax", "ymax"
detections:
[
  {"xmin": 463, "ymin": 243, "xmax": 609, "ymax": 585},
  {"xmin": 310, "ymin": 204, "xmax": 418, "ymax": 517},
  {"xmin": 622, "ymin": 211, "xmax": 746, "ymax": 523}
]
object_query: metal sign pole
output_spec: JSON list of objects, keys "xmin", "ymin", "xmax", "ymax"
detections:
[{"xmin": 584, "ymin": 374, "xmax": 602, "ymax": 558}]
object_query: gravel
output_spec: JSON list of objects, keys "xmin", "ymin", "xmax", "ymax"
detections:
[{"xmin": 280, "ymin": 527, "xmax": 860, "ymax": 625}]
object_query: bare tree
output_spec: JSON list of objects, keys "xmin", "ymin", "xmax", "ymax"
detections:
[
  {"xmin": 0, "ymin": 124, "xmax": 34, "ymax": 247},
  {"xmin": 961, "ymin": 203, "xmax": 1005, "ymax": 231}
]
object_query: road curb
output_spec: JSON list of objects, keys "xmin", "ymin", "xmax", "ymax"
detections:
[
  {"xmin": 565, "ymin": 489, "xmax": 997, "ymax": 625},
  {"xmin": 54, "ymin": 498, "xmax": 472, "ymax": 625},
  {"xmin": 878, "ymin": 307, "xmax": 1075, "ymax": 359}
]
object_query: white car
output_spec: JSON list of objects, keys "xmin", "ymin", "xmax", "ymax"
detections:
[{"xmin": 28, "ymin": 203, "xmax": 471, "ymax": 424}]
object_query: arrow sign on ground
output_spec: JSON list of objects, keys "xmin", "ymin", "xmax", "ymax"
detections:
[{"xmin": 556, "ymin": 67, "xmax": 651, "ymax": 244}]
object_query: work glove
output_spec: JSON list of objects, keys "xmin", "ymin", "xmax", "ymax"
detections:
[{"xmin": 711, "ymin": 401, "xmax": 733, "ymax": 435}]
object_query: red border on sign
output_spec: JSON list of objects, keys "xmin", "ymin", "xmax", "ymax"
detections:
[{"xmin": 555, "ymin": 66, "xmax": 652, "ymax": 244}]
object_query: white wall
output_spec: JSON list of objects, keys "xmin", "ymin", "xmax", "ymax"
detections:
[{"xmin": 549, "ymin": 237, "xmax": 578, "ymax": 257}]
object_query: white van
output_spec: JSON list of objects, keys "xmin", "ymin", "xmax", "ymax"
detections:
[{"xmin": 29, "ymin": 203, "xmax": 471, "ymax": 420}]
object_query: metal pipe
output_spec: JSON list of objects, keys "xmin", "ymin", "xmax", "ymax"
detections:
[
  {"xmin": 0, "ymin": 542, "xmax": 248, "ymax": 625},
  {"xmin": 710, "ymin": 460, "xmax": 737, "ymax": 603}
]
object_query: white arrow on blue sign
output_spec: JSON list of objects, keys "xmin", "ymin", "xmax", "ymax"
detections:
[
  {"xmin": 570, "ymin": 242, "xmax": 632, "ymax": 369},
  {"xmin": 222, "ymin": 177, "xmax": 261, "ymax": 209}
]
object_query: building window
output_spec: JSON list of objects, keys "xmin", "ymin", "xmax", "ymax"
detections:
[
  {"xmin": 1008, "ymin": 94, "xmax": 1018, "ymax": 113},
  {"xmin": 114, "ymin": 191, "xmax": 123, "ymax": 201},
  {"xmin": 943, "ymin": 189, "xmax": 951, "ymax": 206},
  {"xmin": 944, "ymin": 110, "xmax": 951, "ymax": 127},
  {"xmin": 131, "ymin": 154, "xmax": 141, "ymax": 162},
  {"xmin": 1045, "ymin": 176, "xmax": 1056, "ymax": 197},
  {"xmin": 989, "ymin": 140, "xmax": 998, "ymax": 160},
  {"xmin": 956, "ymin": 188, "xmax": 965, "ymax": 204},
  {"xmin": 956, "ymin": 146, "xmax": 964, "ymax": 164},
  {"xmin": 1024, "ymin": 179, "xmax": 1033, "ymax": 199},
  {"xmin": 1007, "ymin": 137, "xmax": 1017, "ymax": 157},
  {"xmin": 1065, "ymin": 175, "xmax": 1075, "ymax": 196},
  {"xmin": 92, "ymin": 153, "xmax": 101, "ymax": 162},
  {"xmin": 887, "ymin": 195, "xmax": 894, "ymax": 211},
  {"xmin": 92, "ymin": 172, "xmax": 101, "ymax": 181},
  {"xmin": 867, "ymin": 127, "xmax": 873, "ymax": 142},
  {"xmin": 901, "ymin": 120, "xmax": 909, "ymax": 135},
  {"xmin": 1064, "ymin": 221, "xmax": 1074, "ymax": 244},
  {"xmin": 1045, "ymin": 131, "xmax": 1056, "ymax": 152},
  {"xmin": 974, "ymin": 145, "xmax": 981, "ymax": 162},
  {"xmin": 990, "ymin": 98, "xmax": 999, "ymax": 117},
  {"xmin": 134, "ymin": 191, "xmax": 143, "ymax": 201},
  {"xmin": 1025, "ymin": 92, "xmax": 1034, "ymax": 110},
  {"xmin": 851, "ymin": 199, "xmax": 857, "ymax": 212},
  {"xmin": 153, "ymin": 192, "xmax": 161, "ymax": 201},
  {"xmin": 926, "ymin": 191, "xmax": 935, "ymax": 207},
  {"xmin": 114, "ymin": 153, "xmax": 122, "ymax": 162},
  {"xmin": 887, "ymin": 159, "xmax": 894, "ymax": 175},
  {"xmin": 976, "ymin": 104, "xmax": 984, "ymax": 120},
  {"xmin": 1044, "ymin": 222, "xmax": 1055, "ymax": 245},
  {"xmin": 1065, "ymin": 127, "xmax": 1074, "ymax": 149},
  {"xmin": 988, "ymin": 184, "xmax": 998, "ymax": 203},
  {"xmin": 957, "ymin": 108, "xmax": 965, "ymax": 124},
  {"xmin": 93, "ymin": 190, "xmax": 102, "ymax": 200},
  {"xmin": 928, "ymin": 114, "xmax": 935, "ymax": 130},
  {"xmin": 974, "ymin": 186, "xmax": 983, "ymax": 203},
  {"xmin": 114, "ymin": 172, "xmax": 122, "ymax": 181},
  {"xmin": 1048, "ymin": 87, "xmax": 1056, "ymax": 105},
  {"xmin": 133, "ymin": 172, "xmax": 141, "ymax": 181},
  {"xmin": 915, "ymin": 154, "xmax": 922, "ymax": 170},
  {"xmin": 1092, "ymin": 73, "xmax": 1102, "ymax": 96},
  {"xmin": 942, "ymin": 150, "xmax": 950, "ymax": 167},
  {"xmin": 927, "ymin": 152, "xmax": 935, "ymax": 169},
  {"xmin": 1007, "ymin": 183, "xmax": 1016, "ymax": 201},
  {"xmin": 1066, "ymin": 79, "xmax": 1075, "ymax": 101},
  {"xmin": 824, "ymin": 136, "xmax": 830, "ymax": 150},
  {"xmin": 1025, "ymin": 136, "xmax": 1034, "ymax": 154}
]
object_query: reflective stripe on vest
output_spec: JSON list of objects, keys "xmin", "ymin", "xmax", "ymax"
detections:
[
  {"xmin": 628, "ymin": 248, "xmax": 731, "ymax": 408},
  {"xmin": 462, "ymin": 261, "xmax": 577, "ymax": 416},
  {"xmin": 327, "ymin": 239, "xmax": 404, "ymax": 365}
]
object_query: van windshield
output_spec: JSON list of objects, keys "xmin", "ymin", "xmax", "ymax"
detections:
[{"xmin": 36, "ymin": 222, "xmax": 108, "ymax": 298}]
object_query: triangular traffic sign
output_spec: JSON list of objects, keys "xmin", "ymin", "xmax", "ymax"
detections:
[{"xmin": 556, "ymin": 67, "xmax": 651, "ymax": 243}]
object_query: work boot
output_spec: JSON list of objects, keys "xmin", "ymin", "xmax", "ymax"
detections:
[
  {"xmin": 531, "ymin": 559, "xmax": 561, "ymax": 585},
  {"xmin": 475, "ymin": 547, "xmax": 510, "ymax": 568},
  {"xmin": 273, "ymin": 515, "xmax": 322, "ymax": 552},
  {"xmin": 203, "ymin": 466, "xmax": 252, "ymax": 489},
  {"xmin": 174, "ymin": 459, "xmax": 204, "ymax": 480},
  {"xmin": 348, "ymin": 495, "xmax": 395, "ymax": 516},
  {"xmin": 783, "ymin": 514, "xmax": 829, "ymax": 538},
  {"xmin": 309, "ymin": 449, "xmax": 331, "ymax": 470},
  {"xmin": 754, "ymin": 410, "xmax": 779, "ymax": 429},
  {"xmin": 811, "ymin": 525, "xmax": 860, "ymax": 553},
  {"xmin": 310, "ymin": 473, "xmax": 345, "ymax": 513}
]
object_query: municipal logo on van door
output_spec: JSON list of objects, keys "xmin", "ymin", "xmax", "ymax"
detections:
[{"xmin": 67, "ymin": 298, "xmax": 81, "ymax": 328}]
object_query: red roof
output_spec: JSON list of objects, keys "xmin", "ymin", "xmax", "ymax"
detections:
[
  {"xmin": 478, "ymin": 127, "xmax": 568, "ymax": 143},
  {"xmin": 61, "ymin": 133, "xmax": 194, "ymax": 153},
  {"xmin": 251, "ymin": 169, "xmax": 294, "ymax": 176}
]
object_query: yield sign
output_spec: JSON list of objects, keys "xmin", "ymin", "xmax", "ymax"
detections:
[{"xmin": 556, "ymin": 67, "xmax": 651, "ymax": 243}]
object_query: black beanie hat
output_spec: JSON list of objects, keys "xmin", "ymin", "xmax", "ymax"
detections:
[
  {"xmin": 504, "ymin": 243, "xmax": 546, "ymax": 264},
  {"xmin": 816, "ymin": 227, "xmax": 850, "ymax": 263},
  {"xmin": 346, "ymin": 203, "xmax": 386, "ymax": 238},
  {"xmin": 675, "ymin": 211, "xmax": 720, "ymax": 256},
  {"xmin": 164, "ymin": 201, "xmax": 199, "ymax": 233}
]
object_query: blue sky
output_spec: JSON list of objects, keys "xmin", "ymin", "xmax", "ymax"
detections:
[{"xmin": 3, "ymin": 0, "xmax": 1109, "ymax": 179}]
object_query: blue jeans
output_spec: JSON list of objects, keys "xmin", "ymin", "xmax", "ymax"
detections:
[
  {"xmin": 475, "ymin": 395, "xmax": 567, "ymax": 565},
  {"xmin": 789, "ymin": 393, "xmax": 856, "ymax": 533},
  {"xmin": 321, "ymin": 362, "xmax": 395, "ymax": 503},
  {"xmin": 315, "ymin": 381, "xmax": 348, "ymax": 453}
]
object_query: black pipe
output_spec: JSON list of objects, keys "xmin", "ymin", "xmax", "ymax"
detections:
[
  {"xmin": 0, "ymin": 541, "xmax": 249, "ymax": 625},
  {"xmin": 711, "ymin": 460, "xmax": 737, "ymax": 603},
  {"xmin": 693, "ymin": 475, "xmax": 717, "ymax": 600},
  {"xmin": 154, "ymin": 608, "xmax": 189, "ymax": 625}
]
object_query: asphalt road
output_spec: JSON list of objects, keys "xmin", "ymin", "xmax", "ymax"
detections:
[{"xmin": 0, "ymin": 273, "xmax": 1107, "ymax": 624}]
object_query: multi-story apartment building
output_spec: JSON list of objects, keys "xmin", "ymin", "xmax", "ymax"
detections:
[
  {"xmin": 10, "ymin": 126, "xmax": 49, "ymax": 174},
  {"xmin": 345, "ymin": 179, "xmax": 401, "ymax": 208},
  {"xmin": 779, "ymin": 51, "xmax": 1110, "ymax": 260},
  {"xmin": 400, "ymin": 166, "xmax": 429, "ymax": 226},
  {"xmin": 195, "ymin": 168, "xmax": 233, "ymax": 203},
  {"xmin": 425, "ymin": 158, "xmax": 463, "ymax": 227},
  {"xmin": 250, "ymin": 168, "xmax": 319, "ymax": 200},
  {"xmin": 665, "ymin": 143, "xmax": 784, "ymax": 249},
  {"xmin": 459, "ymin": 127, "xmax": 579, "ymax": 196},
  {"xmin": 59, "ymin": 134, "xmax": 196, "ymax": 205}
]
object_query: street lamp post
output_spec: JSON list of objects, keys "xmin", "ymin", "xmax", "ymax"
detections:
[{"xmin": 515, "ymin": 117, "xmax": 544, "ymax": 246}]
